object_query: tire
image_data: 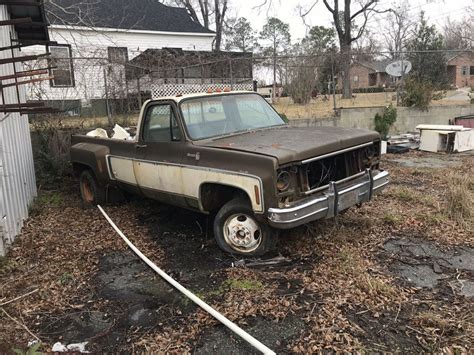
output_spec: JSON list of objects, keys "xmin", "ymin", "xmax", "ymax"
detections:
[
  {"xmin": 213, "ymin": 198, "xmax": 276, "ymax": 256},
  {"xmin": 79, "ymin": 170, "xmax": 106, "ymax": 207}
]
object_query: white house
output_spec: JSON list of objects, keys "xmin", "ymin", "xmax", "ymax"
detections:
[
  {"xmin": 0, "ymin": 0, "xmax": 51, "ymax": 256},
  {"xmin": 26, "ymin": 0, "xmax": 216, "ymax": 114}
]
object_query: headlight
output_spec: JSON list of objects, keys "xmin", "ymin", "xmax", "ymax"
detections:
[{"xmin": 276, "ymin": 171, "xmax": 291, "ymax": 192}]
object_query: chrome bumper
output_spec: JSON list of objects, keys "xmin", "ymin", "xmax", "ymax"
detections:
[{"xmin": 268, "ymin": 169, "xmax": 389, "ymax": 229}]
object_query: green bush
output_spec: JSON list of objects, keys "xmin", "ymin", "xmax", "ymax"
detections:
[
  {"xmin": 374, "ymin": 104, "xmax": 397, "ymax": 139},
  {"xmin": 400, "ymin": 78, "xmax": 445, "ymax": 111},
  {"xmin": 279, "ymin": 113, "xmax": 289, "ymax": 123}
]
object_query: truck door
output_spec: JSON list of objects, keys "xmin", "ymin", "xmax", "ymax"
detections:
[{"xmin": 133, "ymin": 102, "xmax": 187, "ymax": 206}]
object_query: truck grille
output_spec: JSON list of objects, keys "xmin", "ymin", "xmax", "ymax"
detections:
[{"xmin": 302, "ymin": 142, "xmax": 379, "ymax": 191}]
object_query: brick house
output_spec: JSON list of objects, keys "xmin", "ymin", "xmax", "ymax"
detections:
[
  {"xmin": 447, "ymin": 52, "xmax": 474, "ymax": 88},
  {"xmin": 338, "ymin": 61, "xmax": 392, "ymax": 90}
]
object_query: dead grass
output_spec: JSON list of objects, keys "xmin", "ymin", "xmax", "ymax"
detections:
[
  {"xmin": 444, "ymin": 172, "xmax": 473, "ymax": 228},
  {"xmin": 273, "ymin": 91, "xmax": 471, "ymax": 119},
  {"xmin": 0, "ymin": 151, "xmax": 473, "ymax": 352}
]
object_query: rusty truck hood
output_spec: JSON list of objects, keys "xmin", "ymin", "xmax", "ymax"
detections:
[{"xmin": 199, "ymin": 126, "xmax": 380, "ymax": 165}]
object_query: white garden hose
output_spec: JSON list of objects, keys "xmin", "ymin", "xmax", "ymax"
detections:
[{"xmin": 97, "ymin": 205, "xmax": 276, "ymax": 355}]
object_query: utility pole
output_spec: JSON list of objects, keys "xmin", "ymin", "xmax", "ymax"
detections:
[
  {"xmin": 396, "ymin": 51, "xmax": 405, "ymax": 106},
  {"xmin": 273, "ymin": 34, "xmax": 277, "ymax": 102},
  {"xmin": 331, "ymin": 55, "xmax": 336, "ymax": 111},
  {"xmin": 103, "ymin": 66, "xmax": 112, "ymax": 127}
]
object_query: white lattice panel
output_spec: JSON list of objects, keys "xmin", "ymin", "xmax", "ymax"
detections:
[{"xmin": 151, "ymin": 83, "xmax": 253, "ymax": 99}]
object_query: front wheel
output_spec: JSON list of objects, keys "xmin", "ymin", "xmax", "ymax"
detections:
[
  {"xmin": 79, "ymin": 170, "xmax": 106, "ymax": 207},
  {"xmin": 213, "ymin": 198, "xmax": 276, "ymax": 256}
]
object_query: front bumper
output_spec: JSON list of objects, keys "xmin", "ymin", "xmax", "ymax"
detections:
[{"xmin": 268, "ymin": 169, "xmax": 389, "ymax": 229}]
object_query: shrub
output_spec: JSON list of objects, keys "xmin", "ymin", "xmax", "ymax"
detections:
[
  {"xmin": 374, "ymin": 104, "xmax": 397, "ymax": 139},
  {"xmin": 400, "ymin": 78, "xmax": 445, "ymax": 111},
  {"xmin": 279, "ymin": 113, "xmax": 289, "ymax": 123},
  {"xmin": 287, "ymin": 65, "xmax": 317, "ymax": 104}
]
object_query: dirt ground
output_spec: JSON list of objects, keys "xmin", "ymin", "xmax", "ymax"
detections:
[{"xmin": 0, "ymin": 151, "xmax": 473, "ymax": 353}]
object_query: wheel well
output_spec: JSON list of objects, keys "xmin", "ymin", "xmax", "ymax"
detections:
[
  {"xmin": 200, "ymin": 183, "xmax": 251, "ymax": 213},
  {"xmin": 72, "ymin": 163, "xmax": 93, "ymax": 178}
]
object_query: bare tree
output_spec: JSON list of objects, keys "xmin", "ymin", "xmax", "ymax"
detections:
[
  {"xmin": 380, "ymin": 1, "xmax": 413, "ymax": 58},
  {"xmin": 443, "ymin": 12, "xmax": 473, "ymax": 50},
  {"xmin": 319, "ymin": 0, "xmax": 387, "ymax": 99},
  {"xmin": 171, "ymin": 0, "xmax": 229, "ymax": 51}
]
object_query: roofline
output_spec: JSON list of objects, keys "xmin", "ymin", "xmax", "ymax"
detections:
[
  {"xmin": 353, "ymin": 61, "xmax": 380, "ymax": 72},
  {"xmin": 50, "ymin": 24, "xmax": 216, "ymax": 37},
  {"xmin": 447, "ymin": 51, "xmax": 473, "ymax": 62}
]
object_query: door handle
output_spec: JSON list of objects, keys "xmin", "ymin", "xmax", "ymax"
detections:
[
  {"xmin": 136, "ymin": 144, "xmax": 148, "ymax": 149},
  {"xmin": 187, "ymin": 152, "xmax": 200, "ymax": 161}
]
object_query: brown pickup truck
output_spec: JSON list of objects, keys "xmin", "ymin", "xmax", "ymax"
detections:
[{"xmin": 71, "ymin": 91, "xmax": 389, "ymax": 256}]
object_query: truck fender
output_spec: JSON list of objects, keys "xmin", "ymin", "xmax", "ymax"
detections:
[
  {"xmin": 70, "ymin": 142, "xmax": 110, "ymax": 185},
  {"xmin": 198, "ymin": 182, "xmax": 262, "ymax": 214}
]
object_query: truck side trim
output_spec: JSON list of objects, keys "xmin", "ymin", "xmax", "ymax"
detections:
[{"xmin": 105, "ymin": 155, "xmax": 265, "ymax": 213}]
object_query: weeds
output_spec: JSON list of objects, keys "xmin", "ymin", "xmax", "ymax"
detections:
[
  {"xmin": 383, "ymin": 213, "xmax": 401, "ymax": 225},
  {"xmin": 444, "ymin": 173, "xmax": 473, "ymax": 227},
  {"xmin": 196, "ymin": 278, "xmax": 264, "ymax": 300},
  {"xmin": 13, "ymin": 342, "xmax": 41, "ymax": 355},
  {"xmin": 393, "ymin": 187, "xmax": 416, "ymax": 202},
  {"xmin": 0, "ymin": 256, "xmax": 18, "ymax": 275},
  {"xmin": 29, "ymin": 192, "xmax": 64, "ymax": 216},
  {"xmin": 58, "ymin": 272, "xmax": 73, "ymax": 285}
]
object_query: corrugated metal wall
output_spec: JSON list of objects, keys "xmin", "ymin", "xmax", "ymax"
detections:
[{"xmin": 0, "ymin": 5, "xmax": 37, "ymax": 256}]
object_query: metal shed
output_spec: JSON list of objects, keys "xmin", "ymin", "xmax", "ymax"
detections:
[{"xmin": 0, "ymin": 0, "xmax": 52, "ymax": 256}]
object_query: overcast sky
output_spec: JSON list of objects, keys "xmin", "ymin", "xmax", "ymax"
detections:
[{"xmin": 233, "ymin": 0, "xmax": 474, "ymax": 43}]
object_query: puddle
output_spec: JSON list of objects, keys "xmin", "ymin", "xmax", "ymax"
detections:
[{"xmin": 383, "ymin": 238, "xmax": 474, "ymax": 294}]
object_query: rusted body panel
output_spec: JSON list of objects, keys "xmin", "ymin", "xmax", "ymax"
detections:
[
  {"xmin": 70, "ymin": 92, "xmax": 388, "ymax": 228},
  {"xmin": 199, "ymin": 126, "xmax": 380, "ymax": 165}
]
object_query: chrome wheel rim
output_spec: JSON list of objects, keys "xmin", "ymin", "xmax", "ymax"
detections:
[{"xmin": 223, "ymin": 213, "xmax": 262, "ymax": 253}]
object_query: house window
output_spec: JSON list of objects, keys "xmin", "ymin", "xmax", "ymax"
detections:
[
  {"xmin": 49, "ymin": 45, "xmax": 74, "ymax": 87},
  {"xmin": 461, "ymin": 66, "xmax": 468, "ymax": 76},
  {"xmin": 353, "ymin": 75, "xmax": 359, "ymax": 83},
  {"xmin": 470, "ymin": 66, "xmax": 474, "ymax": 76},
  {"xmin": 108, "ymin": 47, "xmax": 128, "ymax": 63}
]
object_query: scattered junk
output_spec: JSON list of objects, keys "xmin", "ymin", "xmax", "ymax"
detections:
[
  {"xmin": 417, "ymin": 124, "xmax": 474, "ymax": 153},
  {"xmin": 112, "ymin": 124, "xmax": 132, "ymax": 140},
  {"xmin": 86, "ymin": 124, "xmax": 133, "ymax": 140},
  {"xmin": 51, "ymin": 341, "xmax": 89, "ymax": 353},
  {"xmin": 451, "ymin": 114, "xmax": 474, "ymax": 129},
  {"xmin": 231, "ymin": 255, "xmax": 292, "ymax": 268},
  {"xmin": 86, "ymin": 128, "xmax": 108, "ymax": 138},
  {"xmin": 383, "ymin": 132, "xmax": 420, "ymax": 154}
]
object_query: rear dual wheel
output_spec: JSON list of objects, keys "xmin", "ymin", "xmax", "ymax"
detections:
[{"xmin": 213, "ymin": 198, "xmax": 276, "ymax": 256}]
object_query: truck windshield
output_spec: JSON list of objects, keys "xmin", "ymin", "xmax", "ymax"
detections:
[{"xmin": 180, "ymin": 93, "xmax": 286, "ymax": 140}]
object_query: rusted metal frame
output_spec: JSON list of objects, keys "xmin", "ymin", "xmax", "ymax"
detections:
[
  {"xmin": 0, "ymin": 41, "xmax": 57, "ymax": 51},
  {"xmin": 19, "ymin": 108, "xmax": 62, "ymax": 114},
  {"xmin": 0, "ymin": 107, "xmax": 61, "ymax": 114},
  {"xmin": 0, "ymin": 75, "xmax": 54, "ymax": 88},
  {"xmin": 0, "ymin": 17, "xmax": 32, "ymax": 26},
  {"xmin": 10, "ymin": 32, "xmax": 22, "ymax": 116},
  {"xmin": 0, "ymin": 52, "xmax": 49, "ymax": 65},
  {"xmin": 0, "ymin": 102, "xmax": 44, "ymax": 108},
  {"xmin": 0, "ymin": 68, "xmax": 48, "ymax": 81},
  {"xmin": 0, "ymin": 1, "xmax": 41, "ymax": 5},
  {"xmin": 10, "ymin": 39, "xmax": 57, "ymax": 45},
  {"xmin": 15, "ymin": 21, "xmax": 49, "ymax": 27}
]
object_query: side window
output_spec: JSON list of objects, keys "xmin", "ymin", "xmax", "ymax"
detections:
[{"xmin": 142, "ymin": 104, "xmax": 182, "ymax": 143}]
